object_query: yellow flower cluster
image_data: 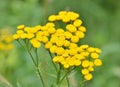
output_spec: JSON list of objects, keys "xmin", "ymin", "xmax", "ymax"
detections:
[
  {"xmin": 13, "ymin": 11, "xmax": 102, "ymax": 81},
  {"xmin": 0, "ymin": 29, "xmax": 14, "ymax": 51}
]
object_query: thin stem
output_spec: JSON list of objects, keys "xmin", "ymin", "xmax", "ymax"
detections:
[
  {"xmin": 48, "ymin": 50, "xmax": 58, "ymax": 72},
  {"xmin": 56, "ymin": 64, "xmax": 61, "ymax": 86},
  {"xmin": 23, "ymin": 40, "xmax": 45, "ymax": 87},
  {"xmin": 59, "ymin": 67, "xmax": 76, "ymax": 84},
  {"xmin": 34, "ymin": 48, "xmax": 45, "ymax": 87},
  {"xmin": 66, "ymin": 76, "xmax": 70, "ymax": 87},
  {"xmin": 35, "ymin": 48, "xmax": 39, "ymax": 66},
  {"xmin": 36, "ymin": 67, "xmax": 45, "ymax": 87},
  {"xmin": 17, "ymin": 40, "xmax": 25, "ymax": 48},
  {"xmin": 24, "ymin": 40, "xmax": 37, "ymax": 66}
]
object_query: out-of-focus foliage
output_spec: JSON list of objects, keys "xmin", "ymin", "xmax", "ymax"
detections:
[{"xmin": 0, "ymin": 0, "xmax": 120, "ymax": 87}]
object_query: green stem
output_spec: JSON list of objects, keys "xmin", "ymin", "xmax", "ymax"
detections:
[
  {"xmin": 48, "ymin": 50, "xmax": 58, "ymax": 72},
  {"xmin": 66, "ymin": 76, "xmax": 70, "ymax": 87},
  {"xmin": 56, "ymin": 64, "xmax": 61, "ymax": 86},
  {"xmin": 36, "ymin": 67, "xmax": 45, "ymax": 87},
  {"xmin": 59, "ymin": 67, "xmax": 76, "ymax": 84},
  {"xmin": 35, "ymin": 48, "xmax": 39, "ymax": 66},
  {"xmin": 23, "ymin": 40, "xmax": 45, "ymax": 87}
]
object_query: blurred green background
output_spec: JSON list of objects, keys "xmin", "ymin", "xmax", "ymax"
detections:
[{"xmin": 0, "ymin": 0, "xmax": 120, "ymax": 87}]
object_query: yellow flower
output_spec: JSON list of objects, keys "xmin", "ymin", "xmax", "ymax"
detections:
[
  {"xmin": 48, "ymin": 27, "xmax": 56, "ymax": 34},
  {"xmin": 48, "ymin": 15, "xmax": 56, "ymax": 21},
  {"xmin": 75, "ymin": 31, "xmax": 85, "ymax": 38},
  {"xmin": 41, "ymin": 36, "xmax": 48, "ymax": 43},
  {"xmin": 56, "ymin": 47, "xmax": 65, "ymax": 55},
  {"xmin": 17, "ymin": 25, "xmax": 25, "ymax": 30},
  {"xmin": 75, "ymin": 54, "xmax": 85, "ymax": 60},
  {"xmin": 91, "ymin": 53, "xmax": 99, "ymax": 59},
  {"xmin": 82, "ymin": 60, "xmax": 90, "ymax": 67},
  {"xmin": 69, "ymin": 49, "xmax": 77, "ymax": 55},
  {"xmin": 89, "ymin": 62, "xmax": 94, "ymax": 67},
  {"xmin": 66, "ymin": 24, "xmax": 77, "ymax": 33},
  {"xmin": 58, "ymin": 11, "xmax": 67, "ymax": 15},
  {"xmin": 88, "ymin": 67, "xmax": 94, "ymax": 72},
  {"xmin": 71, "ymin": 36, "xmax": 79, "ymax": 43},
  {"xmin": 56, "ymin": 40, "xmax": 64, "ymax": 46},
  {"xmin": 80, "ymin": 52, "xmax": 89, "ymax": 57},
  {"xmin": 20, "ymin": 33, "xmax": 27, "ymax": 39},
  {"xmin": 50, "ymin": 45, "xmax": 57, "ymax": 53},
  {"xmin": 87, "ymin": 47, "xmax": 95, "ymax": 52},
  {"xmin": 64, "ymin": 63, "xmax": 70, "ymax": 68},
  {"xmin": 95, "ymin": 48, "xmax": 102, "ymax": 53},
  {"xmin": 64, "ymin": 31, "xmax": 72, "ymax": 39},
  {"xmin": 63, "ymin": 40, "xmax": 70, "ymax": 47},
  {"xmin": 13, "ymin": 34, "xmax": 19, "ymax": 40},
  {"xmin": 78, "ymin": 26, "xmax": 86, "ymax": 32},
  {"xmin": 67, "ymin": 12, "xmax": 79, "ymax": 20},
  {"xmin": 46, "ymin": 22, "xmax": 55, "ymax": 27},
  {"xmin": 69, "ymin": 43, "xmax": 77, "ymax": 49},
  {"xmin": 80, "ymin": 45, "xmax": 89, "ymax": 49},
  {"xmin": 81, "ymin": 69, "xmax": 89, "ymax": 75},
  {"xmin": 26, "ymin": 33, "xmax": 34, "ymax": 39},
  {"xmin": 45, "ymin": 42, "xmax": 52, "ymax": 49},
  {"xmin": 30, "ymin": 38, "xmax": 41, "ymax": 48},
  {"xmin": 73, "ymin": 19, "xmax": 82, "ymax": 27},
  {"xmin": 94, "ymin": 59, "xmax": 102, "ymax": 66},
  {"xmin": 17, "ymin": 30, "xmax": 24, "ymax": 34},
  {"xmin": 84, "ymin": 73, "xmax": 92, "ymax": 80},
  {"xmin": 74, "ymin": 60, "xmax": 81, "ymax": 66},
  {"xmin": 56, "ymin": 28, "xmax": 64, "ymax": 33},
  {"xmin": 62, "ymin": 16, "xmax": 70, "ymax": 22}
]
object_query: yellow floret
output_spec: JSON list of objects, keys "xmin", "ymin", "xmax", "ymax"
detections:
[
  {"xmin": 45, "ymin": 42, "xmax": 52, "ymax": 49},
  {"xmin": 64, "ymin": 63, "xmax": 70, "ymax": 68},
  {"xmin": 81, "ymin": 69, "xmax": 89, "ymax": 75},
  {"xmin": 17, "ymin": 25, "xmax": 25, "ymax": 30},
  {"xmin": 48, "ymin": 15, "xmax": 56, "ymax": 21},
  {"xmin": 69, "ymin": 43, "xmax": 77, "ymax": 49},
  {"xmin": 66, "ymin": 24, "xmax": 77, "ymax": 33},
  {"xmin": 74, "ymin": 60, "xmax": 81, "ymax": 66},
  {"xmin": 78, "ymin": 26, "xmax": 86, "ymax": 32},
  {"xmin": 87, "ymin": 47, "xmax": 95, "ymax": 52},
  {"xmin": 58, "ymin": 11, "xmax": 67, "ymax": 15},
  {"xmin": 94, "ymin": 48, "xmax": 102, "ymax": 53},
  {"xmin": 30, "ymin": 38, "xmax": 41, "ymax": 48},
  {"xmin": 46, "ymin": 22, "xmax": 55, "ymax": 27},
  {"xmin": 13, "ymin": 34, "xmax": 19, "ymax": 40},
  {"xmin": 63, "ymin": 40, "xmax": 70, "ymax": 47},
  {"xmin": 56, "ymin": 29, "xmax": 64, "ymax": 33},
  {"xmin": 64, "ymin": 31, "xmax": 72, "ymax": 39},
  {"xmin": 56, "ymin": 47, "xmax": 65, "ymax": 55},
  {"xmin": 91, "ymin": 53, "xmax": 99, "ymax": 59},
  {"xmin": 56, "ymin": 40, "xmax": 64, "ymax": 46},
  {"xmin": 88, "ymin": 67, "xmax": 94, "ymax": 72},
  {"xmin": 50, "ymin": 45, "xmax": 57, "ymax": 53},
  {"xmin": 71, "ymin": 36, "xmax": 79, "ymax": 43},
  {"xmin": 82, "ymin": 60, "xmax": 90, "ymax": 67},
  {"xmin": 84, "ymin": 73, "xmax": 92, "ymax": 80},
  {"xmin": 48, "ymin": 27, "xmax": 56, "ymax": 34},
  {"xmin": 75, "ymin": 54, "xmax": 85, "ymax": 60},
  {"xmin": 75, "ymin": 31, "xmax": 85, "ymax": 38},
  {"xmin": 73, "ymin": 19, "xmax": 82, "ymax": 27},
  {"xmin": 62, "ymin": 16, "xmax": 70, "ymax": 22},
  {"xmin": 20, "ymin": 33, "xmax": 27, "ymax": 39},
  {"xmin": 94, "ymin": 59, "xmax": 102, "ymax": 66},
  {"xmin": 26, "ymin": 33, "xmax": 34, "ymax": 39}
]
